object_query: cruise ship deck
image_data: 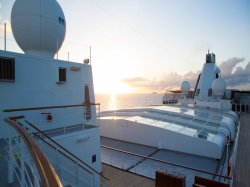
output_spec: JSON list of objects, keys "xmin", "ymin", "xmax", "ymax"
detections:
[
  {"xmin": 233, "ymin": 113, "xmax": 250, "ymax": 187},
  {"xmin": 100, "ymin": 113, "xmax": 250, "ymax": 187},
  {"xmin": 100, "ymin": 136, "xmax": 220, "ymax": 187},
  {"xmin": 100, "ymin": 105, "xmax": 237, "ymax": 159}
]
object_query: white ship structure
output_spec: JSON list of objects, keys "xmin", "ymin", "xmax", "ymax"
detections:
[{"xmin": 0, "ymin": 0, "xmax": 109, "ymax": 186}]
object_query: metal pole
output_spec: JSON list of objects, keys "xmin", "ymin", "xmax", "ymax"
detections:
[
  {"xmin": 4, "ymin": 22, "xmax": 7, "ymax": 51},
  {"xmin": 67, "ymin": 52, "xmax": 69, "ymax": 61},
  {"xmin": 20, "ymin": 139, "xmax": 25, "ymax": 186},
  {"xmin": 56, "ymin": 38, "xmax": 58, "ymax": 59},
  {"xmin": 90, "ymin": 46, "xmax": 91, "ymax": 64}
]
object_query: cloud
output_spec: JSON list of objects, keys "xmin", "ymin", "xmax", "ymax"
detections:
[
  {"xmin": 219, "ymin": 58, "xmax": 250, "ymax": 89},
  {"xmin": 122, "ymin": 71, "xmax": 200, "ymax": 92},
  {"xmin": 122, "ymin": 57, "xmax": 250, "ymax": 92},
  {"xmin": 219, "ymin": 57, "xmax": 244, "ymax": 78}
]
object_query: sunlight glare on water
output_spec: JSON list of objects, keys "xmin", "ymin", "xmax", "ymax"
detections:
[
  {"xmin": 107, "ymin": 94, "xmax": 117, "ymax": 110},
  {"xmin": 95, "ymin": 93, "xmax": 164, "ymax": 111}
]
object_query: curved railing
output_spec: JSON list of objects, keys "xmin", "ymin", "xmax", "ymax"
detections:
[
  {"xmin": 24, "ymin": 119, "xmax": 110, "ymax": 183},
  {"xmin": 3, "ymin": 102, "xmax": 110, "ymax": 186},
  {"xmin": 5, "ymin": 116, "xmax": 63, "ymax": 187}
]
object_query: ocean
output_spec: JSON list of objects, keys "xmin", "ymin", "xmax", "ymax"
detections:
[{"xmin": 95, "ymin": 93, "xmax": 164, "ymax": 111}]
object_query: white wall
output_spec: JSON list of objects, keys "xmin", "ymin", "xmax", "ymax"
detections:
[
  {"xmin": 195, "ymin": 63, "xmax": 218, "ymax": 100},
  {"xmin": 0, "ymin": 50, "xmax": 96, "ymax": 137},
  {"xmin": 0, "ymin": 50, "xmax": 101, "ymax": 186},
  {"xmin": 53, "ymin": 128, "xmax": 101, "ymax": 186},
  {"xmin": 100, "ymin": 119, "xmax": 224, "ymax": 159}
]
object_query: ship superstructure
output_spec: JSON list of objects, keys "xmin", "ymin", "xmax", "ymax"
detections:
[{"xmin": 0, "ymin": 0, "xmax": 108, "ymax": 186}]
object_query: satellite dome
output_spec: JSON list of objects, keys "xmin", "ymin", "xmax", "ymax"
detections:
[
  {"xmin": 11, "ymin": 0, "xmax": 66, "ymax": 58},
  {"xmin": 181, "ymin": 81, "xmax": 191, "ymax": 94},
  {"xmin": 212, "ymin": 77, "xmax": 226, "ymax": 98}
]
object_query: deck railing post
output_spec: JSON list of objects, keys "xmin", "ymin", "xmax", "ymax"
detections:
[
  {"xmin": 20, "ymin": 139, "xmax": 25, "ymax": 186},
  {"xmin": 32, "ymin": 160, "xmax": 40, "ymax": 187},
  {"xmin": 8, "ymin": 137, "xmax": 14, "ymax": 183},
  {"xmin": 92, "ymin": 172, "xmax": 95, "ymax": 187},
  {"xmin": 150, "ymin": 159, "xmax": 152, "ymax": 178},
  {"xmin": 76, "ymin": 160, "xmax": 79, "ymax": 186},
  {"xmin": 56, "ymin": 149, "xmax": 60, "ymax": 176}
]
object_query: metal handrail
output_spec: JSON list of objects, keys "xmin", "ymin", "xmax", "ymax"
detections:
[
  {"xmin": 230, "ymin": 114, "xmax": 242, "ymax": 186},
  {"xmin": 32, "ymin": 131, "xmax": 93, "ymax": 174},
  {"xmin": 3, "ymin": 103, "xmax": 110, "ymax": 183},
  {"xmin": 101, "ymin": 145, "xmax": 232, "ymax": 180},
  {"xmin": 24, "ymin": 120, "xmax": 110, "ymax": 182},
  {"xmin": 3, "ymin": 102, "xmax": 100, "ymax": 112},
  {"xmin": 5, "ymin": 116, "xmax": 63, "ymax": 187}
]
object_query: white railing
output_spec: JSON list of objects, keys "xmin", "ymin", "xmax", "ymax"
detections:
[
  {"xmin": 3, "ymin": 112, "xmax": 110, "ymax": 187},
  {"xmin": 228, "ymin": 115, "xmax": 241, "ymax": 187},
  {"xmin": 232, "ymin": 103, "xmax": 250, "ymax": 113},
  {"xmin": 38, "ymin": 141, "xmax": 94, "ymax": 186},
  {"xmin": 22, "ymin": 118, "xmax": 110, "ymax": 187},
  {"xmin": 5, "ymin": 136, "xmax": 42, "ymax": 187},
  {"xmin": 3, "ymin": 103, "xmax": 101, "ymax": 134},
  {"xmin": 4, "ymin": 116, "xmax": 63, "ymax": 187}
]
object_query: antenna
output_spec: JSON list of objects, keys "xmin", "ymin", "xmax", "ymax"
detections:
[
  {"xmin": 4, "ymin": 22, "xmax": 6, "ymax": 51},
  {"xmin": 208, "ymin": 49, "xmax": 210, "ymax": 54},
  {"xmin": 90, "ymin": 46, "xmax": 92, "ymax": 64},
  {"xmin": 56, "ymin": 37, "xmax": 58, "ymax": 59}
]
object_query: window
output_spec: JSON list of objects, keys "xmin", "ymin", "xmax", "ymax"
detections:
[
  {"xmin": 208, "ymin": 88, "xmax": 212, "ymax": 97},
  {"xmin": 92, "ymin": 155, "xmax": 96, "ymax": 163},
  {"xmin": 58, "ymin": 67, "xmax": 66, "ymax": 83},
  {"xmin": 196, "ymin": 89, "xmax": 200, "ymax": 96},
  {"xmin": 58, "ymin": 16, "xmax": 66, "ymax": 26},
  {"xmin": 0, "ymin": 56, "xmax": 15, "ymax": 81}
]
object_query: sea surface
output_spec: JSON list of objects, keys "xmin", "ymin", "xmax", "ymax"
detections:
[{"xmin": 95, "ymin": 93, "xmax": 164, "ymax": 111}]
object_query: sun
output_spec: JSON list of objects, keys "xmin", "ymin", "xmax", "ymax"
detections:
[{"xmin": 95, "ymin": 79, "xmax": 133, "ymax": 94}]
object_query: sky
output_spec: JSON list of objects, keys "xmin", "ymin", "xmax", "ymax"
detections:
[{"xmin": 1, "ymin": 0, "xmax": 250, "ymax": 93}]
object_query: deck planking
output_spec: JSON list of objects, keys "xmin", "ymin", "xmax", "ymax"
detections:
[
  {"xmin": 102, "ymin": 163, "xmax": 155, "ymax": 187},
  {"xmin": 233, "ymin": 113, "xmax": 250, "ymax": 187}
]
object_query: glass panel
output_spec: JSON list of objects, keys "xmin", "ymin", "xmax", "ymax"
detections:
[{"xmin": 179, "ymin": 127, "xmax": 197, "ymax": 136}]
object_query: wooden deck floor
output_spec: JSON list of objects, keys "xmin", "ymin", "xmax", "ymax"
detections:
[
  {"xmin": 233, "ymin": 113, "xmax": 250, "ymax": 187},
  {"xmin": 102, "ymin": 163, "xmax": 155, "ymax": 187}
]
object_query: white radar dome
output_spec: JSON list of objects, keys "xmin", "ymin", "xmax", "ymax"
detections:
[
  {"xmin": 11, "ymin": 0, "xmax": 66, "ymax": 58},
  {"xmin": 181, "ymin": 81, "xmax": 191, "ymax": 94},
  {"xmin": 212, "ymin": 77, "xmax": 226, "ymax": 98}
]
